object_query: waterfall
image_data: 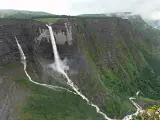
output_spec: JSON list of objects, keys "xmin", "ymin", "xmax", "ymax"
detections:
[
  {"xmin": 47, "ymin": 25, "xmax": 113, "ymax": 120},
  {"xmin": 47, "ymin": 25, "xmax": 143, "ymax": 120},
  {"xmin": 14, "ymin": 36, "xmax": 76, "ymax": 94},
  {"xmin": 46, "ymin": 25, "xmax": 61, "ymax": 70},
  {"xmin": 15, "ymin": 24, "xmax": 142, "ymax": 120}
]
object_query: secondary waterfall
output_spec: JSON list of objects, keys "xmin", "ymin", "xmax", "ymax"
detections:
[{"xmin": 14, "ymin": 36, "xmax": 76, "ymax": 94}]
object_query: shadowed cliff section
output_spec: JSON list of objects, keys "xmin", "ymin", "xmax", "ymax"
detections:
[
  {"xmin": 72, "ymin": 17, "xmax": 160, "ymax": 98},
  {"xmin": 0, "ymin": 19, "xmax": 46, "ymax": 63},
  {"xmin": 69, "ymin": 17, "xmax": 160, "ymax": 116}
]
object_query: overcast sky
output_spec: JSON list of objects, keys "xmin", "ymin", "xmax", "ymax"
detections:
[{"xmin": 1, "ymin": 0, "xmax": 160, "ymax": 19}]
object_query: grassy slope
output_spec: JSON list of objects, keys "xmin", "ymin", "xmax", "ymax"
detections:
[
  {"xmin": 1, "ymin": 17, "xmax": 160, "ymax": 119},
  {"xmin": 2, "ymin": 61, "xmax": 159, "ymax": 120},
  {"xmin": 30, "ymin": 17, "xmax": 160, "ymax": 118},
  {"xmin": 0, "ymin": 9, "xmax": 53, "ymax": 19},
  {"xmin": 74, "ymin": 18, "xmax": 160, "ymax": 116},
  {"xmin": 1, "ymin": 62, "xmax": 106, "ymax": 120},
  {"xmin": 35, "ymin": 18, "xmax": 62, "ymax": 22}
]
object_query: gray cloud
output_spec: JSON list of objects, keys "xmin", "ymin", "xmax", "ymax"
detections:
[
  {"xmin": 1, "ymin": 0, "xmax": 160, "ymax": 19},
  {"xmin": 68, "ymin": 0, "xmax": 160, "ymax": 19}
]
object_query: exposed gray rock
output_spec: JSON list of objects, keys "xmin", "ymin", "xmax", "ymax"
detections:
[{"xmin": 0, "ymin": 75, "xmax": 29, "ymax": 120}]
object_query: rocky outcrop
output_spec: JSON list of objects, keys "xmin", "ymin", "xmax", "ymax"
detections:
[
  {"xmin": 0, "ymin": 19, "xmax": 44, "ymax": 63},
  {"xmin": 0, "ymin": 63, "xmax": 30, "ymax": 120},
  {"xmin": 0, "ymin": 76, "xmax": 30, "ymax": 120},
  {"xmin": 137, "ymin": 106, "xmax": 160, "ymax": 120}
]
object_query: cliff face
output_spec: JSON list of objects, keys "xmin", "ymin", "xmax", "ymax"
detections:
[
  {"xmin": 0, "ymin": 19, "xmax": 41, "ymax": 120},
  {"xmin": 70, "ymin": 17, "xmax": 160, "ymax": 116},
  {"xmin": 0, "ymin": 17, "xmax": 160, "ymax": 119},
  {"xmin": 0, "ymin": 19, "xmax": 44, "ymax": 62},
  {"xmin": 73, "ymin": 17, "xmax": 160, "ymax": 99}
]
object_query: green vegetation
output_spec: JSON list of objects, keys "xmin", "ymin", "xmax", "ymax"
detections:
[
  {"xmin": 0, "ymin": 9, "xmax": 53, "ymax": 19},
  {"xmin": 1, "ymin": 16, "xmax": 160, "ymax": 119},
  {"xmin": 79, "ymin": 14, "xmax": 106, "ymax": 17},
  {"xmin": 35, "ymin": 18, "xmax": 62, "ymax": 22},
  {"xmin": 1, "ymin": 62, "xmax": 106, "ymax": 120},
  {"xmin": 74, "ymin": 18, "xmax": 160, "ymax": 118},
  {"xmin": 133, "ymin": 67, "xmax": 160, "ymax": 100},
  {"xmin": 0, "ymin": 9, "xmax": 118, "ymax": 19},
  {"xmin": 18, "ymin": 78, "xmax": 105, "ymax": 120},
  {"xmin": 133, "ymin": 105, "xmax": 160, "ymax": 120}
]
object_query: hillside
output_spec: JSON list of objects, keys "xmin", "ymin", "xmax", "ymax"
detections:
[
  {"xmin": 0, "ymin": 16, "xmax": 159, "ymax": 120},
  {"xmin": 79, "ymin": 12, "xmax": 132, "ymax": 18},
  {"xmin": 73, "ymin": 16, "xmax": 160, "ymax": 100},
  {"xmin": 79, "ymin": 14, "xmax": 107, "ymax": 17},
  {"xmin": 0, "ymin": 9, "xmax": 54, "ymax": 19}
]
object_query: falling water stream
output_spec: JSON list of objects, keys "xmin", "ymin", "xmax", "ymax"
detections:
[
  {"xmin": 14, "ymin": 36, "xmax": 76, "ymax": 94},
  {"xmin": 15, "ymin": 25, "xmax": 142, "ymax": 120},
  {"xmin": 47, "ymin": 25, "xmax": 114, "ymax": 120}
]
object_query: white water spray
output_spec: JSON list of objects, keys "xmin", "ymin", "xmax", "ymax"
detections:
[
  {"xmin": 47, "ymin": 25, "xmax": 113, "ymax": 120},
  {"xmin": 46, "ymin": 25, "xmax": 61, "ymax": 70},
  {"xmin": 14, "ymin": 36, "xmax": 76, "ymax": 94}
]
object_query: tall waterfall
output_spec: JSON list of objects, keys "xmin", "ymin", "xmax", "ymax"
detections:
[
  {"xmin": 15, "ymin": 24, "xmax": 142, "ymax": 120},
  {"xmin": 47, "ymin": 25, "xmax": 142, "ymax": 120},
  {"xmin": 46, "ymin": 25, "xmax": 61, "ymax": 70},
  {"xmin": 46, "ymin": 25, "xmax": 113, "ymax": 120},
  {"xmin": 14, "ymin": 36, "xmax": 76, "ymax": 94}
]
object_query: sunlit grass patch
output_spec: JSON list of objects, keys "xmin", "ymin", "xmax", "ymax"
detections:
[{"xmin": 35, "ymin": 18, "xmax": 63, "ymax": 22}]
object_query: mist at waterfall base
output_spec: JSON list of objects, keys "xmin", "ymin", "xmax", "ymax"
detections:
[
  {"xmin": 14, "ymin": 36, "xmax": 76, "ymax": 94},
  {"xmin": 14, "ymin": 24, "xmax": 142, "ymax": 120},
  {"xmin": 46, "ymin": 25, "xmax": 113, "ymax": 120}
]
